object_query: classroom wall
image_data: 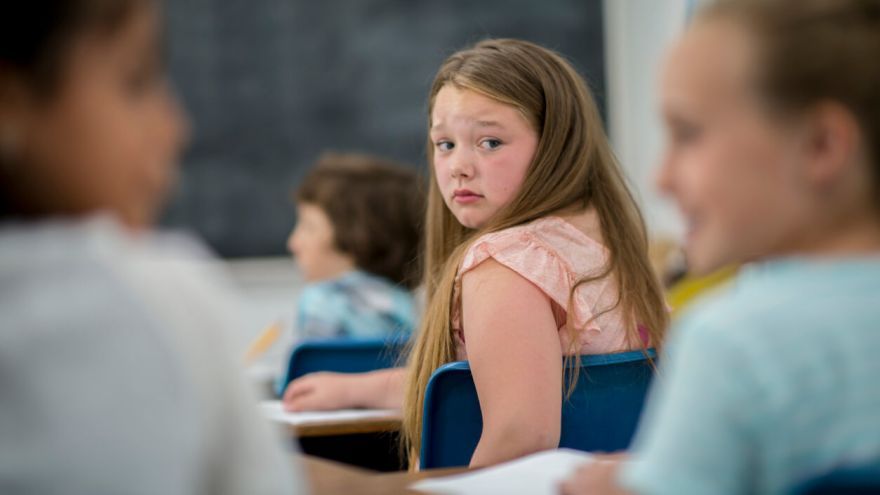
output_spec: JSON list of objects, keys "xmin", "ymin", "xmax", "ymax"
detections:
[
  {"xmin": 603, "ymin": 0, "xmax": 690, "ymax": 241},
  {"xmin": 160, "ymin": 0, "xmax": 606, "ymax": 258}
]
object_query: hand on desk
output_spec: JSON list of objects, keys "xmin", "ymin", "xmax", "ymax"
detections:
[
  {"xmin": 282, "ymin": 367, "xmax": 405, "ymax": 412},
  {"xmin": 282, "ymin": 372, "xmax": 358, "ymax": 411},
  {"xmin": 558, "ymin": 453, "xmax": 633, "ymax": 495}
]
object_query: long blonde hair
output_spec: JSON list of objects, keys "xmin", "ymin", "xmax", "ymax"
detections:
[{"xmin": 401, "ymin": 39, "xmax": 669, "ymax": 466}]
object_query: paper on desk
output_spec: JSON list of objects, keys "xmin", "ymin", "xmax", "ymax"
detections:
[
  {"xmin": 410, "ymin": 448, "xmax": 594, "ymax": 495},
  {"xmin": 259, "ymin": 400, "xmax": 397, "ymax": 425}
]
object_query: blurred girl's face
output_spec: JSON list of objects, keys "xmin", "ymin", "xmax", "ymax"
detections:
[
  {"xmin": 656, "ymin": 20, "xmax": 820, "ymax": 275},
  {"xmin": 7, "ymin": 2, "xmax": 187, "ymax": 229},
  {"xmin": 287, "ymin": 202, "xmax": 355, "ymax": 283}
]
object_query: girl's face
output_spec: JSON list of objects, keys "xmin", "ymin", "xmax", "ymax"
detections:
[
  {"xmin": 657, "ymin": 21, "xmax": 819, "ymax": 274},
  {"xmin": 6, "ymin": 3, "xmax": 187, "ymax": 229},
  {"xmin": 430, "ymin": 85, "xmax": 539, "ymax": 229},
  {"xmin": 287, "ymin": 202, "xmax": 354, "ymax": 282}
]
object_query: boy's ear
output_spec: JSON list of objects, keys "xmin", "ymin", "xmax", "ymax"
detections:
[{"xmin": 802, "ymin": 101, "xmax": 862, "ymax": 190}]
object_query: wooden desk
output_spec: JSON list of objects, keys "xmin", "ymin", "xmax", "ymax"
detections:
[
  {"xmin": 302, "ymin": 455, "xmax": 468, "ymax": 495},
  {"xmin": 288, "ymin": 412, "xmax": 402, "ymax": 438}
]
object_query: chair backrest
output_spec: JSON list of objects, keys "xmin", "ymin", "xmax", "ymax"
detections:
[
  {"xmin": 791, "ymin": 464, "xmax": 880, "ymax": 494},
  {"xmin": 280, "ymin": 338, "xmax": 406, "ymax": 391},
  {"xmin": 419, "ymin": 349, "xmax": 657, "ymax": 469}
]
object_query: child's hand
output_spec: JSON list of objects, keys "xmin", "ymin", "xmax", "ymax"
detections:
[
  {"xmin": 558, "ymin": 454, "xmax": 632, "ymax": 495},
  {"xmin": 281, "ymin": 372, "xmax": 356, "ymax": 411}
]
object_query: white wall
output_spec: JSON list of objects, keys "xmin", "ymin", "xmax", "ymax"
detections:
[{"xmin": 603, "ymin": 0, "xmax": 693, "ymax": 240}]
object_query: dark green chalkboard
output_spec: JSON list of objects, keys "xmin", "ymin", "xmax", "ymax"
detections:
[{"xmin": 162, "ymin": 0, "xmax": 605, "ymax": 257}]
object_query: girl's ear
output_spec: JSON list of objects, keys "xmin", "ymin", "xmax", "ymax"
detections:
[{"xmin": 801, "ymin": 101, "xmax": 863, "ymax": 191}]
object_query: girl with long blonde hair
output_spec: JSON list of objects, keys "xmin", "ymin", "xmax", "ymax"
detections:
[{"xmin": 284, "ymin": 38, "xmax": 668, "ymax": 468}]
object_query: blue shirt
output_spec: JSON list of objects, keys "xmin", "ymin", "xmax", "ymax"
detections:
[
  {"xmin": 296, "ymin": 270, "xmax": 416, "ymax": 339},
  {"xmin": 621, "ymin": 257, "xmax": 880, "ymax": 495}
]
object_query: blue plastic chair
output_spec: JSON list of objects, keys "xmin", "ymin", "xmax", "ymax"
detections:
[
  {"xmin": 419, "ymin": 349, "xmax": 657, "ymax": 469},
  {"xmin": 279, "ymin": 338, "xmax": 406, "ymax": 394},
  {"xmin": 791, "ymin": 464, "xmax": 880, "ymax": 494}
]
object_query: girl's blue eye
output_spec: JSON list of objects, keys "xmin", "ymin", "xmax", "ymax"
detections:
[
  {"xmin": 480, "ymin": 139, "xmax": 502, "ymax": 150},
  {"xmin": 436, "ymin": 141, "xmax": 454, "ymax": 151}
]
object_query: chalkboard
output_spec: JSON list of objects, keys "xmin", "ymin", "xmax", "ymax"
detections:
[{"xmin": 162, "ymin": 0, "xmax": 606, "ymax": 257}]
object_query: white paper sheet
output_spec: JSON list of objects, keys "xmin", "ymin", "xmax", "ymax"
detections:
[
  {"xmin": 410, "ymin": 449, "xmax": 594, "ymax": 495},
  {"xmin": 259, "ymin": 400, "xmax": 398, "ymax": 425}
]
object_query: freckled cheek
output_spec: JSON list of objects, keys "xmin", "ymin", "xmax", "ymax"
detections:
[
  {"xmin": 496, "ymin": 180, "xmax": 518, "ymax": 196},
  {"xmin": 491, "ymin": 157, "xmax": 530, "ymax": 201}
]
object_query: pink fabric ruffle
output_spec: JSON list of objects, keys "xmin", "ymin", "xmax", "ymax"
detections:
[{"xmin": 451, "ymin": 216, "xmax": 632, "ymax": 360}]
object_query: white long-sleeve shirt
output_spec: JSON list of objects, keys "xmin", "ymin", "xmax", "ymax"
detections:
[{"xmin": 0, "ymin": 215, "xmax": 307, "ymax": 495}]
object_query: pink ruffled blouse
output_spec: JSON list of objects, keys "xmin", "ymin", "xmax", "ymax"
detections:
[{"xmin": 451, "ymin": 215, "xmax": 636, "ymax": 360}]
